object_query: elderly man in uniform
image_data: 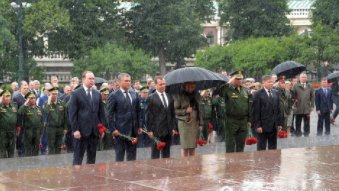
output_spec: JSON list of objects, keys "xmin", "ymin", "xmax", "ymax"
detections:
[
  {"xmin": 0, "ymin": 90, "xmax": 18, "ymax": 158},
  {"xmin": 43, "ymin": 87, "xmax": 67, "ymax": 154},
  {"xmin": 18, "ymin": 91, "xmax": 43, "ymax": 156},
  {"xmin": 218, "ymin": 71, "xmax": 251, "ymax": 153}
]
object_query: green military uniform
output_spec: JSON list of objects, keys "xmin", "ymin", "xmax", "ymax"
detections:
[
  {"xmin": 211, "ymin": 96, "xmax": 226, "ymax": 142},
  {"xmin": 18, "ymin": 92, "xmax": 43, "ymax": 156},
  {"xmin": 218, "ymin": 71, "xmax": 251, "ymax": 153},
  {"xmin": 199, "ymin": 95, "xmax": 212, "ymax": 141},
  {"xmin": 0, "ymin": 90, "xmax": 18, "ymax": 158},
  {"xmin": 98, "ymin": 87, "xmax": 113, "ymax": 150},
  {"xmin": 43, "ymin": 88, "xmax": 67, "ymax": 154}
]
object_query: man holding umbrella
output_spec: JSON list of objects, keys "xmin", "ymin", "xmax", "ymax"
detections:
[{"xmin": 218, "ymin": 71, "xmax": 251, "ymax": 153}]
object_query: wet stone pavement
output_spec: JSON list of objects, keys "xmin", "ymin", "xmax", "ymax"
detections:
[{"xmin": 1, "ymin": 111, "xmax": 339, "ymax": 190}]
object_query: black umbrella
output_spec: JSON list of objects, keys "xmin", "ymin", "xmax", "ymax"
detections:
[
  {"xmin": 164, "ymin": 67, "xmax": 228, "ymax": 93},
  {"xmin": 95, "ymin": 77, "xmax": 107, "ymax": 84},
  {"xmin": 327, "ymin": 71, "xmax": 339, "ymax": 82},
  {"xmin": 272, "ymin": 61, "xmax": 306, "ymax": 78}
]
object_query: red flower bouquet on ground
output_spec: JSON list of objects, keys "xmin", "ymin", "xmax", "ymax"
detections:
[
  {"xmin": 196, "ymin": 139, "xmax": 207, "ymax": 146},
  {"xmin": 278, "ymin": 130, "xmax": 288, "ymax": 138},
  {"xmin": 196, "ymin": 128, "xmax": 207, "ymax": 146},
  {"xmin": 245, "ymin": 127, "xmax": 257, "ymax": 145}
]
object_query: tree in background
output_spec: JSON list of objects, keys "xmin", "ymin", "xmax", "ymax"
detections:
[
  {"xmin": 124, "ymin": 0, "xmax": 214, "ymax": 75},
  {"xmin": 48, "ymin": 0, "xmax": 123, "ymax": 60},
  {"xmin": 218, "ymin": 0, "xmax": 292, "ymax": 40},
  {"xmin": 196, "ymin": 36, "xmax": 311, "ymax": 78},
  {"xmin": 312, "ymin": 0, "xmax": 339, "ymax": 31},
  {"xmin": 0, "ymin": 0, "xmax": 70, "ymax": 81},
  {"xmin": 73, "ymin": 43, "xmax": 155, "ymax": 80}
]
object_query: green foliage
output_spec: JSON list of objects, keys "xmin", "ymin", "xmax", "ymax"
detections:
[
  {"xmin": 125, "ymin": 0, "xmax": 214, "ymax": 74},
  {"xmin": 48, "ymin": 0, "xmax": 123, "ymax": 59},
  {"xmin": 196, "ymin": 36, "xmax": 312, "ymax": 77},
  {"xmin": 73, "ymin": 43, "xmax": 155, "ymax": 80},
  {"xmin": 312, "ymin": 0, "xmax": 339, "ymax": 31},
  {"xmin": 24, "ymin": 0, "xmax": 70, "ymax": 36},
  {"xmin": 219, "ymin": 0, "xmax": 292, "ymax": 40}
]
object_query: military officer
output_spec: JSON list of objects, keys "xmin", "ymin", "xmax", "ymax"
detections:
[
  {"xmin": 99, "ymin": 87, "xmax": 113, "ymax": 150},
  {"xmin": 18, "ymin": 91, "xmax": 43, "ymax": 156},
  {"xmin": 43, "ymin": 87, "xmax": 67, "ymax": 154},
  {"xmin": 199, "ymin": 89, "xmax": 213, "ymax": 141},
  {"xmin": 211, "ymin": 93, "xmax": 226, "ymax": 142},
  {"xmin": 0, "ymin": 90, "xmax": 18, "ymax": 158},
  {"xmin": 218, "ymin": 71, "xmax": 251, "ymax": 153}
]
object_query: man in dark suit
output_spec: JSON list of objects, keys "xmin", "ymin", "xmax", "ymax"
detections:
[
  {"xmin": 146, "ymin": 76, "xmax": 177, "ymax": 159},
  {"xmin": 330, "ymin": 77, "xmax": 339, "ymax": 123},
  {"xmin": 108, "ymin": 73, "xmax": 141, "ymax": 162},
  {"xmin": 315, "ymin": 78, "xmax": 333, "ymax": 135},
  {"xmin": 252, "ymin": 75, "xmax": 282, "ymax": 151},
  {"xmin": 69, "ymin": 71, "xmax": 106, "ymax": 165}
]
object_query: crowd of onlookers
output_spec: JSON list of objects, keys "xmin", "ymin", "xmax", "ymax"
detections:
[{"xmin": 0, "ymin": 71, "xmax": 337, "ymax": 165}]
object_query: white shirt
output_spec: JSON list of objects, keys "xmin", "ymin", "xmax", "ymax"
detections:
[
  {"xmin": 120, "ymin": 88, "xmax": 132, "ymax": 103},
  {"xmin": 264, "ymin": 88, "xmax": 272, "ymax": 97},
  {"xmin": 156, "ymin": 90, "xmax": 168, "ymax": 107},
  {"xmin": 83, "ymin": 85, "xmax": 92, "ymax": 97}
]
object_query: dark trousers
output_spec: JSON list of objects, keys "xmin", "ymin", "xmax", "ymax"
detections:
[
  {"xmin": 66, "ymin": 126, "xmax": 73, "ymax": 153},
  {"xmin": 290, "ymin": 114, "xmax": 296, "ymax": 134},
  {"xmin": 151, "ymin": 134, "xmax": 171, "ymax": 159},
  {"xmin": 16, "ymin": 129, "xmax": 25, "ymax": 157},
  {"xmin": 115, "ymin": 137, "xmax": 137, "ymax": 162},
  {"xmin": 317, "ymin": 112, "xmax": 331, "ymax": 135},
  {"xmin": 73, "ymin": 133, "xmax": 98, "ymax": 165},
  {"xmin": 295, "ymin": 114, "xmax": 310, "ymax": 136},
  {"xmin": 257, "ymin": 131, "xmax": 277, "ymax": 151},
  {"xmin": 332, "ymin": 96, "xmax": 339, "ymax": 119}
]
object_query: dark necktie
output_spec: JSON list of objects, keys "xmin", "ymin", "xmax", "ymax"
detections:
[
  {"xmin": 268, "ymin": 90, "xmax": 273, "ymax": 98},
  {"xmin": 125, "ymin": 91, "xmax": 132, "ymax": 104},
  {"xmin": 161, "ymin": 93, "xmax": 167, "ymax": 108},
  {"xmin": 87, "ymin": 88, "xmax": 92, "ymax": 100}
]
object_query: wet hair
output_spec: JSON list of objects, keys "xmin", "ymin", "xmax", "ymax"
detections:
[
  {"xmin": 118, "ymin": 73, "xmax": 130, "ymax": 81},
  {"xmin": 154, "ymin": 76, "xmax": 164, "ymax": 84},
  {"xmin": 261, "ymin": 75, "xmax": 272, "ymax": 82}
]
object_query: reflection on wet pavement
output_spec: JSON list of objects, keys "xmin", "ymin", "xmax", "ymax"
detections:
[{"xmin": 0, "ymin": 145, "xmax": 339, "ymax": 190}]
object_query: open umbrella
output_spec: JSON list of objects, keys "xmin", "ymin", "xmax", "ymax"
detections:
[
  {"xmin": 272, "ymin": 61, "xmax": 306, "ymax": 78},
  {"xmin": 327, "ymin": 71, "xmax": 339, "ymax": 82},
  {"xmin": 95, "ymin": 77, "xmax": 107, "ymax": 84},
  {"xmin": 164, "ymin": 67, "xmax": 228, "ymax": 93}
]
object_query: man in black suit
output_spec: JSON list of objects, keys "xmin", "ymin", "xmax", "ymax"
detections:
[
  {"xmin": 108, "ymin": 73, "xmax": 141, "ymax": 162},
  {"xmin": 146, "ymin": 76, "xmax": 177, "ymax": 159},
  {"xmin": 69, "ymin": 71, "xmax": 106, "ymax": 165},
  {"xmin": 315, "ymin": 78, "xmax": 333, "ymax": 135},
  {"xmin": 252, "ymin": 75, "xmax": 282, "ymax": 151},
  {"xmin": 331, "ymin": 77, "xmax": 339, "ymax": 123}
]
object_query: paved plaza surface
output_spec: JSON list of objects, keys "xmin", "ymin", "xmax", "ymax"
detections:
[{"xmin": 0, "ymin": 110, "xmax": 339, "ymax": 190}]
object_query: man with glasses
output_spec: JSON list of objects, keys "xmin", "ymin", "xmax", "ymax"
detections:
[
  {"xmin": 18, "ymin": 91, "xmax": 43, "ymax": 156},
  {"xmin": 217, "ymin": 71, "xmax": 251, "ymax": 153}
]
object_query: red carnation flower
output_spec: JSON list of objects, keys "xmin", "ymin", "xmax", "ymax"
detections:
[
  {"xmin": 245, "ymin": 137, "xmax": 257, "ymax": 145},
  {"xmin": 97, "ymin": 123, "xmax": 107, "ymax": 135},
  {"xmin": 156, "ymin": 141, "xmax": 166, "ymax": 150},
  {"xmin": 196, "ymin": 139, "xmax": 207, "ymax": 146},
  {"xmin": 131, "ymin": 138, "xmax": 138, "ymax": 145},
  {"xmin": 119, "ymin": 133, "xmax": 138, "ymax": 145},
  {"xmin": 208, "ymin": 122, "xmax": 213, "ymax": 130},
  {"xmin": 278, "ymin": 130, "xmax": 288, "ymax": 138}
]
